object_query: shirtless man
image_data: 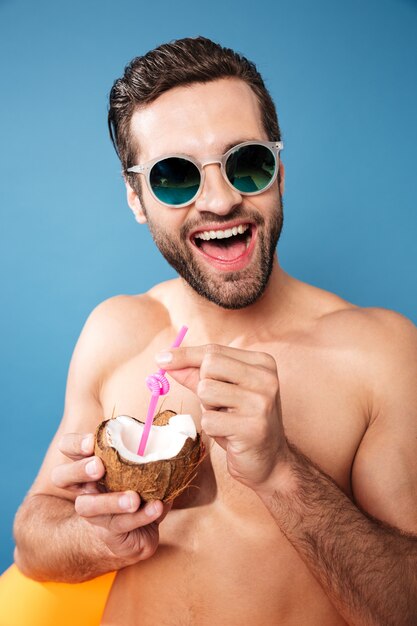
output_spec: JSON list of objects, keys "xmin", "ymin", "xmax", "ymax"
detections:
[{"xmin": 13, "ymin": 37, "xmax": 417, "ymax": 626}]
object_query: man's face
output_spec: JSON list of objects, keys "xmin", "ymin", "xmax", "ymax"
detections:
[{"xmin": 127, "ymin": 78, "xmax": 284, "ymax": 310}]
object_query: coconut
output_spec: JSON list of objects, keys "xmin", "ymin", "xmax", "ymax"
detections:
[{"xmin": 94, "ymin": 410, "xmax": 203, "ymax": 503}]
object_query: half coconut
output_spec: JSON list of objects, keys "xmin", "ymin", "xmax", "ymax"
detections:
[{"xmin": 94, "ymin": 410, "xmax": 203, "ymax": 503}]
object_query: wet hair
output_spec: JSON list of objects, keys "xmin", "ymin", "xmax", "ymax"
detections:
[{"xmin": 108, "ymin": 36, "xmax": 281, "ymax": 176}]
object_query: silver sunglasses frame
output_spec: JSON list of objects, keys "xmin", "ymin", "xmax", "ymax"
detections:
[{"xmin": 126, "ymin": 140, "xmax": 284, "ymax": 208}]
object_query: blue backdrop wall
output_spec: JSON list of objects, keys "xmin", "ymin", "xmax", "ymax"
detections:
[{"xmin": 1, "ymin": 0, "xmax": 416, "ymax": 572}]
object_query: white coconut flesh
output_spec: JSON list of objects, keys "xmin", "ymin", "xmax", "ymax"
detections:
[{"xmin": 105, "ymin": 414, "xmax": 197, "ymax": 464}]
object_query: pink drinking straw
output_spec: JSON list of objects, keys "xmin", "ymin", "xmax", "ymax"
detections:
[{"xmin": 137, "ymin": 325, "xmax": 188, "ymax": 456}]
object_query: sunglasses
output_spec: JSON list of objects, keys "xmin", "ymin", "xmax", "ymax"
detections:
[{"xmin": 126, "ymin": 140, "xmax": 284, "ymax": 208}]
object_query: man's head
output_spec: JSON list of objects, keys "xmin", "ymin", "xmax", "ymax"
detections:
[
  {"xmin": 108, "ymin": 38, "xmax": 284, "ymax": 310},
  {"xmin": 108, "ymin": 36, "xmax": 282, "ymax": 178}
]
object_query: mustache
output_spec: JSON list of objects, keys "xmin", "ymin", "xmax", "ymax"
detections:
[{"xmin": 181, "ymin": 207, "xmax": 266, "ymax": 239}]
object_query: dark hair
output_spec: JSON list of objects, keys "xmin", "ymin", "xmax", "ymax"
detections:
[{"xmin": 108, "ymin": 36, "xmax": 281, "ymax": 174}]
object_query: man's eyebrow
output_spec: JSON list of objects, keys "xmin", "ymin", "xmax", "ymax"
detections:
[
  {"xmin": 222, "ymin": 138, "xmax": 260, "ymax": 152},
  {"xmin": 141, "ymin": 138, "xmax": 263, "ymax": 163}
]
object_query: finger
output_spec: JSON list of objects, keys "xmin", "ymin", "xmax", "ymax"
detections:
[
  {"xmin": 75, "ymin": 490, "xmax": 141, "ymax": 517},
  {"xmin": 51, "ymin": 456, "xmax": 104, "ymax": 489},
  {"xmin": 156, "ymin": 344, "xmax": 276, "ymax": 372},
  {"xmin": 201, "ymin": 408, "xmax": 277, "ymax": 451},
  {"xmin": 200, "ymin": 353, "xmax": 278, "ymax": 390},
  {"xmin": 79, "ymin": 481, "xmax": 101, "ymax": 495},
  {"xmin": 58, "ymin": 433, "xmax": 95, "ymax": 460},
  {"xmin": 65, "ymin": 481, "xmax": 101, "ymax": 496},
  {"xmin": 166, "ymin": 366, "xmax": 200, "ymax": 394},
  {"xmin": 197, "ymin": 378, "xmax": 251, "ymax": 410},
  {"xmin": 157, "ymin": 345, "xmax": 277, "ymax": 394},
  {"xmin": 200, "ymin": 410, "xmax": 236, "ymax": 440},
  {"xmin": 155, "ymin": 500, "xmax": 173, "ymax": 524},
  {"xmin": 77, "ymin": 499, "xmax": 165, "ymax": 534}
]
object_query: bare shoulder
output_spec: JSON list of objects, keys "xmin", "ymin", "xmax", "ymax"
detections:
[
  {"xmin": 316, "ymin": 300, "xmax": 417, "ymax": 356},
  {"xmin": 68, "ymin": 283, "xmax": 175, "ymax": 388},
  {"xmin": 82, "ymin": 291, "xmax": 169, "ymax": 351},
  {"xmin": 289, "ymin": 278, "xmax": 416, "ymax": 350},
  {"xmin": 335, "ymin": 308, "xmax": 417, "ymax": 531},
  {"xmin": 312, "ymin": 296, "xmax": 417, "ymax": 418},
  {"xmin": 293, "ymin": 277, "xmax": 417, "ymax": 387}
]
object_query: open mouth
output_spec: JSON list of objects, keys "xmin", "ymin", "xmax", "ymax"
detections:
[{"xmin": 190, "ymin": 223, "xmax": 255, "ymax": 269}]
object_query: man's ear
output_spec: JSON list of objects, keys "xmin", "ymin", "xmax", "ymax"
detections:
[
  {"xmin": 278, "ymin": 161, "xmax": 285, "ymax": 196},
  {"xmin": 124, "ymin": 177, "xmax": 147, "ymax": 224}
]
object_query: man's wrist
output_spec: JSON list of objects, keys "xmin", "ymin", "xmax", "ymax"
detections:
[{"xmin": 254, "ymin": 442, "xmax": 299, "ymax": 503}]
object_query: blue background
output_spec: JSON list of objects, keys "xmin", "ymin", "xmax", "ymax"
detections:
[{"xmin": 1, "ymin": 0, "xmax": 416, "ymax": 573}]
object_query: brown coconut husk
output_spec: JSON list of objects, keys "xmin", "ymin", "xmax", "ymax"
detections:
[{"xmin": 94, "ymin": 410, "xmax": 204, "ymax": 503}]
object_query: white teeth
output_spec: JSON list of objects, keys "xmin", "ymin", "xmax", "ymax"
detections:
[{"xmin": 194, "ymin": 224, "xmax": 250, "ymax": 240}]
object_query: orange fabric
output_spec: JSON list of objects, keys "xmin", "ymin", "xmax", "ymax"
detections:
[{"xmin": 0, "ymin": 564, "xmax": 115, "ymax": 626}]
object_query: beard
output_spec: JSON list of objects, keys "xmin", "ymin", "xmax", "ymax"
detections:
[{"xmin": 144, "ymin": 198, "xmax": 283, "ymax": 310}]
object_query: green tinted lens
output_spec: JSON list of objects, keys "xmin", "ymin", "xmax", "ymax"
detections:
[
  {"xmin": 149, "ymin": 157, "xmax": 200, "ymax": 206},
  {"xmin": 226, "ymin": 144, "xmax": 276, "ymax": 193}
]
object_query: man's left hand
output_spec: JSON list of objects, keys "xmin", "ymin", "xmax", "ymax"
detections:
[{"xmin": 156, "ymin": 344, "xmax": 290, "ymax": 492}]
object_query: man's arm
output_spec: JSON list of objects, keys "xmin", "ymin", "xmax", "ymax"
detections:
[
  {"xmin": 14, "ymin": 436, "xmax": 167, "ymax": 583},
  {"xmin": 159, "ymin": 310, "xmax": 417, "ymax": 626},
  {"xmin": 14, "ymin": 296, "xmax": 168, "ymax": 582},
  {"xmin": 258, "ymin": 443, "xmax": 417, "ymax": 626},
  {"xmin": 256, "ymin": 309, "xmax": 417, "ymax": 625}
]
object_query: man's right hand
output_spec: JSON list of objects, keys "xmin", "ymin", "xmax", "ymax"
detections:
[{"xmin": 51, "ymin": 433, "xmax": 171, "ymax": 565}]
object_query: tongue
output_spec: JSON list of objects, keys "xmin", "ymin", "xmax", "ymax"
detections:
[{"xmin": 200, "ymin": 238, "xmax": 247, "ymax": 261}]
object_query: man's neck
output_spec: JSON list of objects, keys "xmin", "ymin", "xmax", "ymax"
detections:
[{"xmin": 172, "ymin": 259, "xmax": 297, "ymax": 346}]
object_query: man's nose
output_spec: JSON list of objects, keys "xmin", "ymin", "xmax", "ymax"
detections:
[{"xmin": 194, "ymin": 164, "xmax": 242, "ymax": 215}]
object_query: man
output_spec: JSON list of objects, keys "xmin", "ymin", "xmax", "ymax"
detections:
[{"xmin": 13, "ymin": 37, "xmax": 417, "ymax": 625}]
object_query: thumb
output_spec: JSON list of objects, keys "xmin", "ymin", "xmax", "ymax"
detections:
[
  {"xmin": 155, "ymin": 346, "xmax": 205, "ymax": 394},
  {"xmin": 165, "ymin": 366, "xmax": 200, "ymax": 394}
]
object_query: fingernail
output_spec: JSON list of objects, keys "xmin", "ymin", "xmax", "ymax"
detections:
[
  {"xmin": 156, "ymin": 351, "xmax": 173, "ymax": 364},
  {"xmin": 119, "ymin": 494, "xmax": 134, "ymax": 510},
  {"xmin": 81, "ymin": 434, "xmax": 93, "ymax": 454},
  {"xmin": 75, "ymin": 495, "xmax": 92, "ymax": 514},
  {"xmin": 145, "ymin": 502, "xmax": 159, "ymax": 517},
  {"xmin": 85, "ymin": 458, "xmax": 98, "ymax": 477},
  {"xmin": 82, "ymin": 483, "xmax": 98, "ymax": 494}
]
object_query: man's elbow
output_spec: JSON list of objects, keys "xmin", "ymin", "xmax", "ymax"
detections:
[
  {"xmin": 13, "ymin": 503, "xmax": 47, "ymax": 582},
  {"xmin": 13, "ymin": 545, "xmax": 48, "ymax": 582}
]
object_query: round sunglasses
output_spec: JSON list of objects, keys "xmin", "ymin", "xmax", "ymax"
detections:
[{"xmin": 126, "ymin": 140, "xmax": 284, "ymax": 208}]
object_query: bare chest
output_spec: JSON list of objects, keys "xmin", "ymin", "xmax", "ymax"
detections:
[
  {"xmin": 99, "ymin": 340, "xmax": 368, "ymax": 500},
  {"xmin": 100, "ymin": 342, "xmax": 362, "ymax": 626}
]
